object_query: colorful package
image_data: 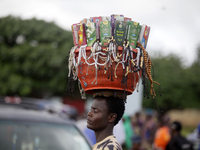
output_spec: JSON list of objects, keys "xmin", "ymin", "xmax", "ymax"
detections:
[
  {"xmin": 80, "ymin": 18, "xmax": 92, "ymax": 24},
  {"xmin": 138, "ymin": 25, "xmax": 150, "ymax": 49},
  {"xmin": 124, "ymin": 17, "xmax": 132, "ymax": 22},
  {"xmin": 127, "ymin": 21, "xmax": 141, "ymax": 49},
  {"xmin": 91, "ymin": 16, "xmax": 102, "ymax": 40},
  {"xmin": 77, "ymin": 23, "xmax": 87, "ymax": 47},
  {"xmin": 111, "ymin": 14, "xmax": 124, "ymax": 37},
  {"xmin": 114, "ymin": 20, "xmax": 126, "ymax": 46},
  {"xmin": 116, "ymin": 15, "xmax": 124, "ymax": 21},
  {"xmin": 102, "ymin": 16, "xmax": 110, "ymax": 21},
  {"xmin": 85, "ymin": 22, "xmax": 96, "ymax": 46},
  {"xmin": 91, "ymin": 16, "xmax": 102, "ymax": 23},
  {"xmin": 71, "ymin": 24, "xmax": 79, "ymax": 46},
  {"xmin": 100, "ymin": 21, "xmax": 111, "ymax": 46}
]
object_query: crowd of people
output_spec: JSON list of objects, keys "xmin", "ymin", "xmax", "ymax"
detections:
[
  {"xmin": 77, "ymin": 108, "xmax": 199, "ymax": 150},
  {"xmin": 121, "ymin": 110, "xmax": 198, "ymax": 150}
]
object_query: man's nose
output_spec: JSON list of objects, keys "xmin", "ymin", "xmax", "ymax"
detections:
[{"xmin": 87, "ymin": 110, "xmax": 92, "ymax": 117}]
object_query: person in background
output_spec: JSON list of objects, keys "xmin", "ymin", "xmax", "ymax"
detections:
[
  {"xmin": 122, "ymin": 114, "xmax": 134, "ymax": 150},
  {"xmin": 132, "ymin": 112, "xmax": 144, "ymax": 138},
  {"xmin": 153, "ymin": 114, "xmax": 171, "ymax": 150},
  {"xmin": 131, "ymin": 136, "xmax": 143, "ymax": 150},
  {"xmin": 166, "ymin": 121, "xmax": 193, "ymax": 150},
  {"xmin": 87, "ymin": 93, "xmax": 125, "ymax": 150},
  {"xmin": 142, "ymin": 111, "xmax": 157, "ymax": 145},
  {"xmin": 198, "ymin": 122, "xmax": 200, "ymax": 150},
  {"xmin": 140, "ymin": 109, "xmax": 157, "ymax": 150}
]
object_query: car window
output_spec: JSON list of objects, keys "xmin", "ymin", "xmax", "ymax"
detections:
[{"xmin": 0, "ymin": 120, "xmax": 91, "ymax": 150}]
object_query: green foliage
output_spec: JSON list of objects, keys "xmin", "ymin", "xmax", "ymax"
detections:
[
  {"xmin": 1, "ymin": 15, "xmax": 200, "ymax": 108},
  {"xmin": 0, "ymin": 15, "xmax": 73, "ymax": 97},
  {"xmin": 142, "ymin": 49, "xmax": 200, "ymax": 111}
]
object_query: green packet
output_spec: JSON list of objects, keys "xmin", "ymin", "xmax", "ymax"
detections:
[
  {"xmin": 114, "ymin": 20, "xmax": 126, "ymax": 46},
  {"xmin": 85, "ymin": 22, "xmax": 96, "ymax": 46},
  {"xmin": 100, "ymin": 21, "xmax": 111, "ymax": 47},
  {"xmin": 127, "ymin": 21, "xmax": 141, "ymax": 49}
]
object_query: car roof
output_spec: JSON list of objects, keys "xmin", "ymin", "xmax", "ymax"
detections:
[{"xmin": 0, "ymin": 104, "xmax": 75, "ymax": 125}]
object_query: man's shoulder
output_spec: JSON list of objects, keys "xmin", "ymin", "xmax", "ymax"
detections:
[
  {"xmin": 93, "ymin": 135, "xmax": 123, "ymax": 150},
  {"xmin": 174, "ymin": 135, "xmax": 193, "ymax": 150}
]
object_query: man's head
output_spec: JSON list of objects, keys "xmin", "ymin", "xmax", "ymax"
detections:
[
  {"xmin": 87, "ymin": 95, "xmax": 125, "ymax": 131},
  {"xmin": 170, "ymin": 121, "xmax": 182, "ymax": 137},
  {"xmin": 158, "ymin": 114, "xmax": 170, "ymax": 127},
  {"xmin": 170, "ymin": 121, "xmax": 182, "ymax": 132}
]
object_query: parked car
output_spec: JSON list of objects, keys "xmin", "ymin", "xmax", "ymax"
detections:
[{"xmin": 0, "ymin": 96, "xmax": 92, "ymax": 150}]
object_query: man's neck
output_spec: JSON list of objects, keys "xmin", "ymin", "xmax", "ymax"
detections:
[{"xmin": 94, "ymin": 126, "xmax": 114, "ymax": 143}]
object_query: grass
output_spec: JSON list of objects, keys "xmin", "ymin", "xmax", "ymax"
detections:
[{"xmin": 181, "ymin": 125, "xmax": 196, "ymax": 137}]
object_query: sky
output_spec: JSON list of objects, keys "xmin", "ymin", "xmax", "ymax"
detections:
[{"xmin": 1, "ymin": 0, "xmax": 200, "ymax": 66}]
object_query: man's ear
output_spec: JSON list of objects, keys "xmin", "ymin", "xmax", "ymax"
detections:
[{"xmin": 108, "ymin": 113, "xmax": 117, "ymax": 123}]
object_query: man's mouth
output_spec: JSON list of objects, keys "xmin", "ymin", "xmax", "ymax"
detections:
[{"xmin": 87, "ymin": 119, "xmax": 92, "ymax": 124}]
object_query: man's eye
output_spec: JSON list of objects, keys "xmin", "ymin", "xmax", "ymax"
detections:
[
  {"xmin": 90, "ymin": 108, "xmax": 99, "ymax": 113},
  {"xmin": 94, "ymin": 109, "xmax": 98, "ymax": 113}
]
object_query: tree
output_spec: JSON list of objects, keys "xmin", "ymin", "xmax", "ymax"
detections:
[
  {"xmin": 0, "ymin": 16, "xmax": 74, "ymax": 98},
  {"xmin": 184, "ymin": 46, "xmax": 200, "ymax": 107},
  {"xmin": 142, "ymin": 51, "xmax": 200, "ymax": 112}
]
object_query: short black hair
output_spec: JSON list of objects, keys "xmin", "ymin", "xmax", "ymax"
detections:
[
  {"xmin": 171, "ymin": 121, "xmax": 182, "ymax": 132},
  {"xmin": 94, "ymin": 95, "xmax": 125, "ymax": 126}
]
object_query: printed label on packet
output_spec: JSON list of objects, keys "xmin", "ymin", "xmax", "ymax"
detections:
[
  {"xmin": 111, "ymin": 14, "xmax": 124, "ymax": 37},
  {"xmin": 80, "ymin": 18, "xmax": 92, "ymax": 24},
  {"xmin": 115, "ymin": 16, "xmax": 124, "ymax": 21},
  {"xmin": 91, "ymin": 16, "xmax": 102, "ymax": 40},
  {"xmin": 127, "ymin": 21, "xmax": 141, "ymax": 49},
  {"xmin": 85, "ymin": 22, "xmax": 96, "ymax": 46},
  {"xmin": 100, "ymin": 21, "xmax": 111, "ymax": 47},
  {"xmin": 142, "ymin": 25, "xmax": 150, "ymax": 49},
  {"xmin": 71, "ymin": 24, "xmax": 79, "ymax": 46},
  {"xmin": 102, "ymin": 16, "xmax": 110, "ymax": 21},
  {"xmin": 91, "ymin": 16, "xmax": 102, "ymax": 23},
  {"xmin": 124, "ymin": 17, "xmax": 132, "ymax": 22},
  {"xmin": 77, "ymin": 23, "xmax": 87, "ymax": 47},
  {"xmin": 138, "ymin": 24, "xmax": 150, "ymax": 49},
  {"xmin": 114, "ymin": 20, "xmax": 126, "ymax": 46}
]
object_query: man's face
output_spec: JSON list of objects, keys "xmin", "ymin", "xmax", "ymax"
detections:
[{"xmin": 87, "ymin": 98, "xmax": 109, "ymax": 131}]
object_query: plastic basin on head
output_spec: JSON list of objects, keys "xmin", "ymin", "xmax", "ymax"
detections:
[{"xmin": 75, "ymin": 46, "xmax": 142, "ymax": 95}]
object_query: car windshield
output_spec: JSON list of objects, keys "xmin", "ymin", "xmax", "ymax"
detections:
[{"xmin": 0, "ymin": 120, "xmax": 91, "ymax": 150}]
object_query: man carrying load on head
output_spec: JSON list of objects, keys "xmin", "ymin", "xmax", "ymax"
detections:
[{"xmin": 87, "ymin": 91, "xmax": 125, "ymax": 150}]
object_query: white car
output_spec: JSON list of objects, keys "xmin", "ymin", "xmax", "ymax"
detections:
[{"xmin": 0, "ymin": 97, "xmax": 92, "ymax": 150}]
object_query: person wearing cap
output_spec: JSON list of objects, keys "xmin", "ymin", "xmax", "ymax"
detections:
[
  {"xmin": 87, "ymin": 91, "xmax": 125, "ymax": 150},
  {"xmin": 166, "ymin": 121, "xmax": 193, "ymax": 150}
]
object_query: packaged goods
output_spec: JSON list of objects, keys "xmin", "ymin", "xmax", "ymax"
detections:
[
  {"xmin": 111, "ymin": 14, "xmax": 124, "ymax": 36},
  {"xmin": 100, "ymin": 21, "xmax": 111, "ymax": 46},
  {"xmin": 91, "ymin": 16, "xmax": 102, "ymax": 40},
  {"xmin": 127, "ymin": 21, "xmax": 141, "ymax": 49},
  {"xmin": 115, "ymin": 15, "xmax": 124, "ymax": 21},
  {"xmin": 85, "ymin": 22, "xmax": 97, "ymax": 46},
  {"xmin": 91, "ymin": 16, "xmax": 102, "ymax": 23},
  {"xmin": 71, "ymin": 24, "xmax": 79, "ymax": 46},
  {"xmin": 138, "ymin": 25, "xmax": 150, "ymax": 49},
  {"xmin": 80, "ymin": 18, "xmax": 92, "ymax": 24},
  {"xmin": 114, "ymin": 20, "xmax": 126, "ymax": 46},
  {"xmin": 124, "ymin": 17, "xmax": 132, "ymax": 22},
  {"xmin": 102, "ymin": 16, "xmax": 110, "ymax": 21},
  {"xmin": 77, "ymin": 23, "xmax": 87, "ymax": 47},
  {"xmin": 68, "ymin": 14, "xmax": 160, "ymax": 100}
]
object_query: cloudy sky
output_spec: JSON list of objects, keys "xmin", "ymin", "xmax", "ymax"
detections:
[{"xmin": 1, "ymin": 0, "xmax": 200, "ymax": 66}]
